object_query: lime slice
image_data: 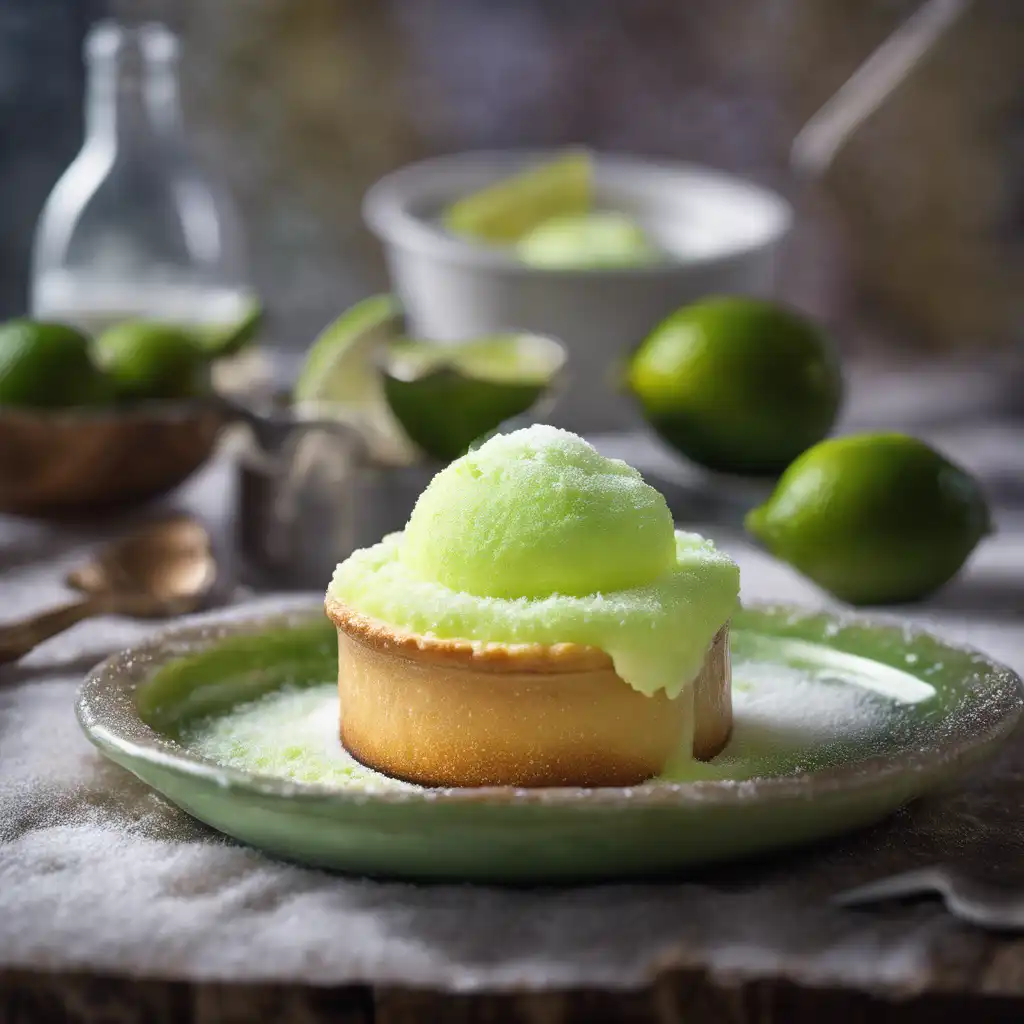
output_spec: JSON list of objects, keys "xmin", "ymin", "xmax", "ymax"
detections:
[
  {"xmin": 517, "ymin": 211, "xmax": 661, "ymax": 269},
  {"xmin": 293, "ymin": 295, "xmax": 417, "ymax": 464},
  {"xmin": 294, "ymin": 295, "xmax": 400, "ymax": 405},
  {"xmin": 199, "ymin": 299, "xmax": 264, "ymax": 358},
  {"xmin": 382, "ymin": 334, "xmax": 566, "ymax": 462},
  {"xmin": 294, "ymin": 298, "xmax": 566, "ymax": 464},
  {"xmin": 387, "ymin": 334, "xmax": 561, "ymax": 383},
  {"xmin": 442, "ymin": 151, "xmax": 592, "ymax": 244}
]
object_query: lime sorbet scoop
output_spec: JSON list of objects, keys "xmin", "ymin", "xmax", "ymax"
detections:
[{"xmin": 330, "ymin": 425, "xmax": 739, "ymax": 697}]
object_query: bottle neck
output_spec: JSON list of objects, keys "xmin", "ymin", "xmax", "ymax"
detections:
[{"xmin": 84, "ymin": 25, "xmax": 183, "ymax": 154}]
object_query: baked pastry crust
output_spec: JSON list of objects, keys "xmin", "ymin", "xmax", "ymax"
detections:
[{"xmin": 326, "ymin": 593, "xmax": 732, "ymax": 788}]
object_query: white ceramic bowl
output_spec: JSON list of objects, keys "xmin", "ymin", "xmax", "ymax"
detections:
[{"xmin": 364, "ymin": 151, "xmax": 792, "ymax": 433}]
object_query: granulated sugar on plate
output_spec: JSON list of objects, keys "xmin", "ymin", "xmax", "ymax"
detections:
[
  {"xmin": 706, "ymin": 660, "xmax": 915, "ymax": 780},
  {"xmin": 183, "ymin": 650, "xmax": 931, "ymax": 790},
  {"xmin": 183, "ymin": 685, "xmax": 415, "ymax": 791}
]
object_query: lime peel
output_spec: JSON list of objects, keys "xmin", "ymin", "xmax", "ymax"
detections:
[
  {"xmin": 628, "ymin": 297, "xmax": 843, "ymax": 476},
  {"xmin": 293, "ymin": 297, "xmax": 564, "ymax": 465},
  {"xmin": 382, "ymin": 334, "xmax": 565, "ymax": 461},
  {"xmin": 746, "ymin": 432, "xmax": 991, "ymax": 605},
  {"xmin": 0, "ymin": 320, "xmax": 112, "ymax": 409},
  {"xmin": 93, "ymin": 321, "xmax": 211, "ymax": 401}
]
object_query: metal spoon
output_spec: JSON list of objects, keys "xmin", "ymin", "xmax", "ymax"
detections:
[{"xmin": 0, "ymin": 515, "xmax": 216, "ymax": 665}]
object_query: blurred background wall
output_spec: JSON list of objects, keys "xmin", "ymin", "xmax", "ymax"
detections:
[{"xmin": 1, "ymin": 0, "xmax": 1020, "ymax": 356}]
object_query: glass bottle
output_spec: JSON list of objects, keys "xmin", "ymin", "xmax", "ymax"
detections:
[{"xmin": 30, "ymin": 20, "xmax": 254, "ymax": 338}]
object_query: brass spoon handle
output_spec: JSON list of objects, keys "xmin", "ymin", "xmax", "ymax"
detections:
[{"xmin": 0, "ymin": 594, "xmax": 114, "ymax": 665}]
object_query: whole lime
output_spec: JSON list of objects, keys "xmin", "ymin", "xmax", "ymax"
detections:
[
  {"xmin": 627, "ymin": 297, "xmax": 843, "ymax": 476},
  {"xmin": 0, "ymin": 320, "xmax": 112, "ymax": 408},
  {"xmin": 745, "ymin": 433, "xmax": 991, "ymax": 605},
  {"xmin": 94, "ymin": 321, "xmax": 211, "ymax": 402}
]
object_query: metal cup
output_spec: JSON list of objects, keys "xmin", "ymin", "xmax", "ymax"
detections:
[{"xmin": 233, "ymin": 401, "xmax": 435, "ymax": 590}]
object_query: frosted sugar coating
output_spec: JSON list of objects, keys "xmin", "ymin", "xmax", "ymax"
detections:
[
  {"xmin": 330, "ymin": 425, "xmax": 738, "ymax": 697},
  {"xmin": 331, "ymin": 531, "xmax": 737, "ymax": 698},
  {"xmin": 402, "ymin": 425, "xmax": 676, "ymax": 599}
]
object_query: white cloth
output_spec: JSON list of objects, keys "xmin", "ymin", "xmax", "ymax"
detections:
[{"xmin": 3, "ymin": 369, "xmax": 1024, "ymax": 994}]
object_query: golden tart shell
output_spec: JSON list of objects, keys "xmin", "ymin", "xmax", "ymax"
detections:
[{"xmin": 325, "ymin": 594, "xmax": 731, "ymax": 788}]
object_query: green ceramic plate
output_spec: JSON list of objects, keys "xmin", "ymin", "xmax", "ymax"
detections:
[{"xmin": 76, "ymin": 603, "xmax": 1023, "ymax": 882}]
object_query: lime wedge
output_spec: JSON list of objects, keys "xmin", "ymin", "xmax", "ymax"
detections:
[
  {"xmin": 294, "ymin": 295, "xmax": 399, "ymax": 405},
  {"xmin": 442, "ymin": 151, "xmax": 592, "ymax": 244},
  {"xmin": 517, "ymin": 211, "xmax": 661, "ymax": 269},
  {"xmin": 382, "ymin": 334, "xmax": 566, "ymax": 462},
  {"xmin": 293, "ymin": 298, "xmax": 566, "ymax": 464},
  {"xmin": 387, "ymin": 334, "xmax": 561, "ymax": 383},
  {"xmin": 293, "ymin": 295, "xmax": 416, "ymax": 464},
  {"xmin": 198, "ymin": 299, "xmax": 264, "ymax": 357}
]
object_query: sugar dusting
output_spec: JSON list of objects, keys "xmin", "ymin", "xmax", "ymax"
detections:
[
  {"xmin": 183, "ymin": 687, "xmax": 416, "ymax": 791},
  {"xmin": 695, "ymin": 660, "xmax": 912, "ymax": 781},
  {"xmin": 184, "ymin": 653, "xmax": 930, "ymax": 789}
]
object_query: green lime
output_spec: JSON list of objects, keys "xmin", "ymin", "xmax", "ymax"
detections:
[
  {"xmin": 517, "ymin": 211, "xmax": 661, "ymax": 269},
  {"xmin": 197, "ymin": 299, "xmax": 263, "ymax": 358},
  {"xmin": 293, "ymin": 296, "xmax": 565, "ymax": 463},
  {"xmin": 0, "ymin": 320, "xmax": 112, "ymax": 408},
  {"xmin": 94, "ymin": 321, "xmax": 211, "ymax": 401},
  {"xmin": 745, "ymin": 433, "xmax": 991, "ymax": 605},
  {"xmin": 292, "ymin": 295, "xmax": 416, "ymax": 464},
  {"xmin": 293, "ymin": 295, "xmax": 400, "ymax": 406},
  {"xmin": 627, "ymin": 297, "xmax": 843, "ymax": 476},
  {"xmin": 387, "ymin": 333, "xmax": 561, "ymax": 382},
  {"xmin": 382, "ymin": 334, "xmax": 566, "ymax": 462},
  {"xmin": 443, "ymin": 151, "xmax": 592, "ymax": 244}
]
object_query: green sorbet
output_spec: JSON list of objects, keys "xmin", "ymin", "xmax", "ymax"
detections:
[
  {"xmin": 329, "ymin": 426, "xmax": 739, "ymax": 698},
  {"xmin": 402, "ymin": 425, "xmax": 676, "ymax": 599}
]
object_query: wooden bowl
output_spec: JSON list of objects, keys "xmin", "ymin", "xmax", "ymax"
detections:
[{"xmin": 0, "ymin": 401, "xmax": 231, "ymax": 518}]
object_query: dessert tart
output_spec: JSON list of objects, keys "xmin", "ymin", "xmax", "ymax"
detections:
[
  {"xmin": 326, "ymin": 597, "xmax": 730, "ymax": 787},
  {"xmin": 326, "ymin": 425, "xmax": 739, "ymax": 788}
]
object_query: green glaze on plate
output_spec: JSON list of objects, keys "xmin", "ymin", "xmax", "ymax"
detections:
[{"xmin": 76, "ymin": 603, "xmax": 1023, "ymax": 882}]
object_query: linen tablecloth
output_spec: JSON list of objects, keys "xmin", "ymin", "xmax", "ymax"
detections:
[{"xmin": 3, "ymin": 364, "xmax": 1024, "ymax": 996}]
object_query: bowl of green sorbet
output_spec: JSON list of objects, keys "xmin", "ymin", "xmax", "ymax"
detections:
[{"xmin": 363, "ymin": 150, "xmax": 791, "ymax": 433}]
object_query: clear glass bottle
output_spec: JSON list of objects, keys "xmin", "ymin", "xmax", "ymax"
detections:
[{"xmin": 30, "ymin": 20, "xmax": 254, "ymax": 338}]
